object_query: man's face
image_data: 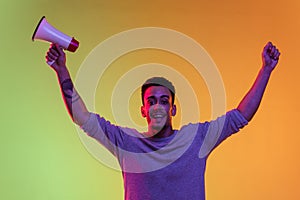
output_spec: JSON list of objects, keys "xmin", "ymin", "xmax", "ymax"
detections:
[{"xmin": 141, "ymin": 86, "xmax": 176, "ymax": 134}]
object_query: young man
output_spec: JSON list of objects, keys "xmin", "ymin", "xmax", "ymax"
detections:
[{"xmin": 46, "ymin": 42, "xmax": 280, "ymax": 200}]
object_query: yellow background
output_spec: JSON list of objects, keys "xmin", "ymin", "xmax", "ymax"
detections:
[{"xmin": 1, "ymin": 0, "xmax": 299, "ymax": 199}]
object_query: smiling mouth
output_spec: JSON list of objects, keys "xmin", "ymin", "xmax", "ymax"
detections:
[{"xmin": 151, "ymin": 114, "xmax": 166, "ymax": 119}]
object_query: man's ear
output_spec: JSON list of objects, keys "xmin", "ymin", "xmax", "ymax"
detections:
[
  {"xmin": 171, "ymin": 104, "xmax": 177, "ymax": 116},
  {"xmin": 141, "ymin": 106, "xmax": 146, "ymax": 118}
]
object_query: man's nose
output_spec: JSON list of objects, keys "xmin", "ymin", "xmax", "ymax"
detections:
[{"xmin": 153, "ymin": 103, "xmax": 163, "ymax": 110}]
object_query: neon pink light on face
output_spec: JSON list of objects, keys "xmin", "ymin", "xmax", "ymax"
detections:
[{"xmin": 142, "ymin": 86, "xmax": 174, "ymax": 136}]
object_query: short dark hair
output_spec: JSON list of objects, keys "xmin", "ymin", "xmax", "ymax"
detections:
[{"xmin": 141, "ymin": 77, "xmax": 176, "ymax": 105}]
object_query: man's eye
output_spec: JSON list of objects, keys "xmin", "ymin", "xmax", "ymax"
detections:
[
  {"xmin": 161, "ymin": 100, "xmax": 169, "ymax": 105},
  {"xmin": 148, "ymin": 100, "xmax": 155, "ymax": 105}
]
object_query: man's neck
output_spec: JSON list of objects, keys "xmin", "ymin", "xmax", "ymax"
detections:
[{"xmin": 147, "ymin": 125, "xmax": 174, "ymax": 138}]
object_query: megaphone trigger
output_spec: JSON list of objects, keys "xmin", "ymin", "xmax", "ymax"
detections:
[{"xmin": 47, "ymin": 60, "xmax": 56, "ymax": 66}]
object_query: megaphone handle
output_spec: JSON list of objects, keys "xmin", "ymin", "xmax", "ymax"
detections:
[{"xmin": 47, "ymin": 60, "xmax": 56, "ymax": 66}]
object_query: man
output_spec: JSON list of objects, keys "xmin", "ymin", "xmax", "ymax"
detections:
[{"xmin": 46, "ymin": 42, "xmax": 280, "ymax": 200}]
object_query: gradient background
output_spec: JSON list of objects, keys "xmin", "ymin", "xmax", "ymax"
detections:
[{"xmin": 1, "ymin": 0, "xmax": 300, "ymax": 199}]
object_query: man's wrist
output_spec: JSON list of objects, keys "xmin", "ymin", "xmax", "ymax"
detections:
[
  {"xmin": 55, "ymin": 65, "xmax": 72, "ymax": 85},
  {"xmin": 55, "ymin": 65, "xmax": 69, "ymax": 76},
  {"xmin": 261, "ymin": 65, "xmax": 273, "ymax": 75}
]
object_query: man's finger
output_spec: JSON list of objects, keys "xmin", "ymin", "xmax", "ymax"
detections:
[
  {"xmin": 50, "ymin": 48, "xmax": 59, "ymax": 57},
  {"xmin": 271, "ymin": 45, "xmax": 277, "ymax": 55},
  {"xmin": 274, "ymin": 51, "xmax": 280, "ymax": 60},
  {"xmin": 47, "ymin": 51, "xmax": 58, "ymax": 60},
  {"xmin": 45, "ymin": 55, "xmax": 56, "ymax": 66},
  {"xmin": 263, "ymin": 42, "xmax": 272, "ymax": 55},
  {"xmin": 55, "ymin": 43, "xmax": 65, "ymax": 56}
]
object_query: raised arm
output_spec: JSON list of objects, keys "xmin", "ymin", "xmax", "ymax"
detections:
[
  {"xmin": 46, "ymin": 43, "xmax": 90, "ymax": 126},
  {"xmin": 237, "ymin": 42, "xmax": 280, "ymax": 122}
]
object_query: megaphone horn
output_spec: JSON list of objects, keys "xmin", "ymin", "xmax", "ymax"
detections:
[{"xmin": 32, "ymin": 16, "xmax": 79, "ymax": 52}]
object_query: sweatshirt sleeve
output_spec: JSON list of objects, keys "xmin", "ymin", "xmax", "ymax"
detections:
[
  {"xmin": 80, "ymin": 112, "xmax": 125, "ymax": 156},
  {"xmin": 199, "ymin": 109, "xmax": 248, "ymax": 158}
]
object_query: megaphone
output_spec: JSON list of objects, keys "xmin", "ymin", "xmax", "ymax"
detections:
[{"xmin": 32, "ymin": 16, "xmax": 79, "ymax": 53}]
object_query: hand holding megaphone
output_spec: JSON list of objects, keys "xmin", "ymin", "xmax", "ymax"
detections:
[
  {"xmin": 46, "ymin": 43, "xmax": 66, "ymax": 70},
  {"xmin": 46, "ymin": 43, "xmax": 61, "ymax": 66},
  {"xmin": 32, "ymin": 16, "xmax": 79, "ymax": 66}
]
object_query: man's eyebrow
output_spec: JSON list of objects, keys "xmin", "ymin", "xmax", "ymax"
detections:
[
  {"xmin": 160, "ymin": 95, "xmax": 170, "ymax": 99},
  {"xmin": 146, "ymin": 95, "xmax": 170, "ymax": 100},
  {"xmin": 146, "ymin": 96, "xmax": 155, "ymax": 101}
]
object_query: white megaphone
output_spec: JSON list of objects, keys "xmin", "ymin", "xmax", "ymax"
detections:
[{"xmin": 32, "ymin": 16, "xmax": 79, "ymax": 65}]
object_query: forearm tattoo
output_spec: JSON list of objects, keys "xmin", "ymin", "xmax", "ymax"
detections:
[
  {"xmin": 61, "ymin": 79, "xmax": 81, "ymax": 104},
  {"xmin": 71, "ymin": 93, "xmax": 80, "ymax": 103},
  {"xmin": 61, "ymin": 79, "xmax": 74, "ymax": 99}
]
